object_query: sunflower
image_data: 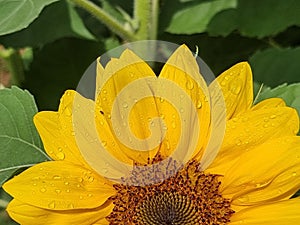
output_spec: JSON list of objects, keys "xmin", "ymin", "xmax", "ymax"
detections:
[{"xmin": 3, "ymin": 45, "xmax": 300, "ymax": 225}]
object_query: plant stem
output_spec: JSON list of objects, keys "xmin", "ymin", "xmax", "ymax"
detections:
[
  {"xmin": 134, "ymin": 0, "xmax": 151, "ymax": 40},
  {"xmin": 69, "ymin": 0, "xmax": 137, "ymax": 41},
  {"xmin": 150, "ymin": 0, "xmax": 159, "ymax": 40}
]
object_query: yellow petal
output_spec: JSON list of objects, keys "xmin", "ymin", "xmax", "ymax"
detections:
[
  {"xmin": 6, "ymin": 199, "xmax": 113, "ymax": 225},
  {"xmin": 95, "ymin": 57, "xmax": 105, "ymax": 98},
  {"xmin": 207, "ymin": 106, "xmax": 299, "ymax": 175},
  {"xmin": 34, "ymin": 90, "xmax": 94, "ymax": 167},
  {"xmin": 252, "ymin": 97, "xmax": 286, "ymax": 110},
  {"xmin": 158, "ymin": 45, "xmax": 212, "ymax": 163},
  {"xmin": 219, "ymin": 136, "xmax": 300, "ymax": 208},
  {"xmin": 229, "ymin": 198, "xmax": 300, "ymax": 225},
  {"xmin": 3, "ymin": 161, "xmax": 115, "ymax": 210},
  {"xmin": 95, "ymin": 49, "xmax": 161, "ymax": 164},
  {"xmin": 216, "ymin": 62, "xmax": 253, "ymax": 119}
]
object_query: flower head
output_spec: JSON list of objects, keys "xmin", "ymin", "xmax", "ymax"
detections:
[{"xmin": 3, "ymin": 45, "xmax": 300, "ymax": 225}]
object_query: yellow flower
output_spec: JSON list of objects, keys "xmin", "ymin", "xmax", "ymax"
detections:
[{"xmin": 3, "ymin": 45, "xmax": 300, "ymax": 225}]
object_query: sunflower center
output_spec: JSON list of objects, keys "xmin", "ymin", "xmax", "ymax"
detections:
[{"xmin": 107, "ymin": 158, "xmax": 234, "ymax": 224}]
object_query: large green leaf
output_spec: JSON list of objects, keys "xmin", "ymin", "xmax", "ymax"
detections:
[
  {"xmin": 249, "ymin": 47, "xmax": 300, "ymax": 87},
  {"xmin": 0, "ymin": 1, "xmax": 94, "ymax": 48},
  {"xmin": 256, "ymin": 83, "xmax": 300, "ymax": 117},
  {"xmin": 208, "ymin": 0, "xmax": 300, "ymax": 38},
  {"xmin": 0, "ymin": 86, "xmax": 50, "ymax": 186},
  {"xmin": 165, "ymin": 0, "xmax": 237, "ymax": 34},
  {"xmin": 0, "ymin": 0, "xmax": 58, "ymax": 35}
]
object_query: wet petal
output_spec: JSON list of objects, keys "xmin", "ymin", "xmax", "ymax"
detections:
[
  {"xmin": 7, "ymin": 199, "xmax": 113, "ymax": 225},
  {"xmin": 251, "ymin": 98, "xmax": 286, "ymax": 110},
  {"xmin": 95, "ymin": 49, "xmax": 161, "ymax": 164},
  {"xmin": 207, "ymin": 106, "xmax": 299, "ymax": 175},
  {"xmin": 159, "ymin": 45, "xmax": 211, "ymax": 163},
  {"xmin": 219, "ymin": 136, "xmax": 300, "ymax": 208},
  {"xmin": 34, "ymin": 91, "xmax": 93, "ymax": 167},
  {"xmin": 215, "ymin": 62, "xmax": 253, "ymax": 119},
  {"xmin": 3, "ymin": 161, "xmax": 115, "ymax": 210},
  {"xmin": 229, "ymin": 198, "xmax": 300, "ymax": 225}
]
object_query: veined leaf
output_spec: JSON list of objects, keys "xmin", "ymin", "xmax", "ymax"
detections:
[
  {"xmin": 0, "ymin": 0, "xmax": 58, "ymax": 35},
  {"xmin": 0, "ymin": 86, "xmax": 50, "ymax": 186}
]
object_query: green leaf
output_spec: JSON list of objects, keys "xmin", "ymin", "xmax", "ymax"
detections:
[
  {"xmin": 249, "ymin": 47, "xmax": 300, "ymax": 87},
  {"xmin": 0, "ymin": 86, "xmax": 50, "ymax": 186},
  {"xmin": 208, "ymin": 0, "xmax": 300, "ymax": 38},
  {"xmin": 165, "ymin": 0, "xmax": 237, "ymax": 34},
  {"xmin": 256, "ymin": 83, "xmax": 300, "ymax": 117},
  {"xmin": 0, "ymin": 1, "xmax": 94, "ymax": 48},
  {"xmin": 0, "ymin": 0, "xmax": 59, "ymax": 35},
  {"xmin": 238, "ymin": 0, "xmax": 300, "ymax": 38},
  {"xmin": 207, "ymin": 8, "xmax": 238, "ymax": 37}
]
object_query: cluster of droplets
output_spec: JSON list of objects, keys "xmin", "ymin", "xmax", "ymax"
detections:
[{"xmin": 29, "ymin": 167, "xmax": 96, "ymax": 210}]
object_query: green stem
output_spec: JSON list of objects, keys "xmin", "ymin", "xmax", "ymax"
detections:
[
  {"xmin": 0, "ymin": 199, "xmax": 8, "ymax": 208},
  {"xmin": 150, "ymin": 0, "xmax": 159, "ymax": 40},
  {"xmin": 134, "ymin": 0, "xmax": 151, "ymax": 40},
  {"xmin": 69, "ymin": 0, "xmax": 137, "ymax": 41},
  {"xmin": 0, "ymin": 48, "xmax": 24, "ymax": 86}
]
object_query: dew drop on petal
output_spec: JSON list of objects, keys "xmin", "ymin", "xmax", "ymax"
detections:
[
  {"xmin": 68, "ymin": 203, "xmax": 74, "ymax": 209},
  {"xmin": 53, "ymin": 175, "xmax": 61, "ymax": 180},
  {"xmin": 292, "ymin": 172, "xmax": 297, "ymax": 177},
  {"xmin": 88, "ymin": 176, "xmax": 94, "ymax": 182},
  {"xmin": 270, "ymin": 114, "xmax": 277, "ymax": 119},
  {"xmin": 66, "ymin": 189, "xmax": 70, "ymax": 193},
  {"xmin": 196, "ymin": 100, "xmax": 202, "ymax": 109},
  {"xmin": 186, "ymin": 80, "xmax": 194, "ymax": 90},
  {"xmin": 40, "ymin": 188, "xmax": 47, "ymax": 193},
  {"xmin": 64, "ymin": 182, "xmax": 69, "ymax": 186},
  {"xmin": 56, "ymin": 152, "xmax": 65, "ymax": 160},
  {"xmin": 55, "ymin": 189, "xmax": 62, "ymax": 194},
  {"xmin": 48, "ymin": 201, "xmax": 56, "ymax": 209}
]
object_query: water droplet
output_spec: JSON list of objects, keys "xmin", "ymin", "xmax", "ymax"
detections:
[
  {"xmin": 103, "ymin": 89, "xmax": 107, "ymax": 94},
  {"xmin": 229, "ymin": 79, "xmax": 242, "ymax": 95},
  {"xmin": 40, "ymin": 188, "xmax": 47, "ymax": 193},
  {"xmin": 102, "ymin": 97, "xmax": 107, "ymax": 101},
  {"xmin": 56, "ymin": 152, "xmax": 65, "ymax": 160},
  {"xmin": 237, "ymin": 195, "xmax": 249, "ymax": 203},
  {"xmin": 55, "ymin": 189, "xmax": 61, "ymax": 194},
  {"xmin": 270, "ymin": 114, "xmax": 277, "ymax": 119},
  {"xmin": 221, "ymin": 80, "xmax": 226, "ymax": 86},
  {"xmin": 107, "ymin": 114, "xmax": 111, "ymax": 119},
  {"xmin": 186, "ymin": 80, "xmax": 194, "ymax": 90},
  {"xmin": 196, "ymin": 100, "xmax": 202, "ymax": 109},
  {"xmin": 48, "ymin": 201, "xmax": 56, "ymax": 209},
  {"xmin": 123, "ymin": 102, "xmax": 128, "ymax": 108},
  {"xmin": 71, "ymin": 131, "xmax": 75, "ymax": 136},
  {"xmin": 66, "ymin": 189, "xmax": 70, "ymax": 193},
  {"xmin": 180, "ymin": 108, "xmax": 184, "ymax": 113},
  {"xmin": 292, "ymin": 172, "xmax": 297, "ymax": 177},
  {"xmin": 33, "ymin": 183, "xmax": 37, "ymax": 186},
  {"xmin": 64, "ymin": 182, "xmax": 69, "ymax": 186},
  {"xmin": 171, "ymin": 121, "xmax": 176, "ymax": 129},
  {"xmin": 236, "ymin": 139, "xmax": 242, "ymax": 146},
  {"xmin": 53, "ymin": 175, "xmax": 61, "ymax": 180},
  {"xmin": 78, "ymin": 178, "xmax": 83, "ymax": 182},
  {"xmin": 88, "ymin": 176, "xmax": 94, "ymax": 182},
  {"xmin": 79, "ymin": 195, "xmax": 83, "ymax": 200},
  {"xmin": 76, "ymin": 184, "xmax": 81, "ymax": 188},
  {"xmin": 65, "ymin": 108, "xmax": 72, "ymax": 116},
  {"xmin": 87, "ymin": 193, "xmax": 93, "ymax": 197},
  {"xmin": 102, "ymin": 141, "xmax": 107, "ymax": 147},
  {"xmin": 129, "ymin": 72, "xmax": 134, "ymax": 77},
  {"xmin": 159, "ymin": 97, "xmax": 164, "ymax": 103},
  {"xmin": 224, "ymin": 75, "xmax": 230, "ymax": 80},
  {"xmin": 263, "ymin": 124, "xmax": 268, "ymax": 128},
  {"xmin": 68, "ymin": 203, "xmax": 74, "ymax": 209}
]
